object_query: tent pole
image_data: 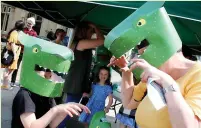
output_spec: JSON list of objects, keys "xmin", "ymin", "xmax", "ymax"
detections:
[{"xmin": 67, "ymin": 28, "xmax": 75, "ymax": 48}]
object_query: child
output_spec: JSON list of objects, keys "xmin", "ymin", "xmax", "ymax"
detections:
[{"xmin": 79, "ymin": 66, "xmax": 113, "ymax": 126}]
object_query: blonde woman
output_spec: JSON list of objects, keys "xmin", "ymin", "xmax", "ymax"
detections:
[
  {"xmin": 108, "ymin": 50, "xmax": 201, "ymax": 128},
  {"xmin": 1, "ymin": 20, "xmax": 25, "ymax": 89}
]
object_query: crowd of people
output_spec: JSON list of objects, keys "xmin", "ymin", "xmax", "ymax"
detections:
[{"xmin": 1, "ymin": 9, "xmax": 201, "ymax": 128}]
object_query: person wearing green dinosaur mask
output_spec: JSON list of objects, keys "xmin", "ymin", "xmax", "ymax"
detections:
[
  {"xmin": 11, "ymin": 32, "xmax": 91, "ymax": 128},
  {"xmin": 107, "ymin": 1, "xmax": 201, "ymax": 128}
]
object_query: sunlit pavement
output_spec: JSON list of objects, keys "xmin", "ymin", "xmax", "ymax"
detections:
[{"xmin": 1, "ymin": 66, "xmax": 122, "ymax": 128}]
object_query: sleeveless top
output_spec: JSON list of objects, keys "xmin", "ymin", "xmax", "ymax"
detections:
[{"xmin": 63, "ymin": 41, "xmax": 92, "ymax": 94}]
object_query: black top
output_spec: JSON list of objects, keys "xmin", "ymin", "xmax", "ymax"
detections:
[
  {"xmin": 11, "ymin": 88, "xmax": 54, "ymax": 128},
  {"xmin": 63, "ymin": 41, "xmax": 92, "ymax": 94}
]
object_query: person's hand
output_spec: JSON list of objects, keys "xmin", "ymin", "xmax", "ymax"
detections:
[
  {"xmin": 107, "ymin": 56, "xmax": 129, "ymax": 72},
  {"xmin": 53, "ymin": 102, "xmax": 91, "ymax": 117},
  {"xmin": 129, "ymin": 59, "xmax": 175, "ymax": 88},
  {"xmin": 104, "ymin": 107, "xmax": 110, "ymax": 113},
  {"xmin": 82, "ymin": 93, "xmax": 90, "ymax": 98}
]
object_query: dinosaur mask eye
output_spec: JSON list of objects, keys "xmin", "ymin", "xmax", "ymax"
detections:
[
  {"xmin": 137, "ymin": 19, "xmax": 146, "ymax": 27},
  {"xmin": 33, "ymin": 48, "xmax": 38, "ymax": 53}
]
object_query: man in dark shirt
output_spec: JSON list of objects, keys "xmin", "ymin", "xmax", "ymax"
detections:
[{"xmin": 11, "ymin": 17, "xmax": 38, "ymax": 87}]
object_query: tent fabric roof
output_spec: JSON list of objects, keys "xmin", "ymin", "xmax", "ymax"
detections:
[
  {"xmin": 3, "ymin": 1, "xmax": 201, "ymax": 27},
  {"xmin": 3, "ymin": 1, "xmax": 201, "ymax": 54},
  {"xmin": 95, "ymin": 1, "xmax": 201, "ymax": 21}
]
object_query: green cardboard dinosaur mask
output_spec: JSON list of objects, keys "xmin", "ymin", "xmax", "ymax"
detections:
[
  {"xmin": 18, "ymin": 32, "xmax": 74, "ymax": 97},
  {"xmin": 104, "ymin": 1, "xmax": 182, "ymax": 80},
  {"xmin": 89, "ymin": 111, "xmax": 111, "ymax": 128}
]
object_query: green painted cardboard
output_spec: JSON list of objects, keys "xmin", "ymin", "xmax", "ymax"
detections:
[
  {"xmin": 89, "ymin": 111, "xmax": 111, "ymax": 128},
  {"xmin": 18, "ymin": 32, "xmax": 74, "ymax": 97},
  {"xmin": 104, "ymin": 1, "xmax": 182, "ymax": 80}
]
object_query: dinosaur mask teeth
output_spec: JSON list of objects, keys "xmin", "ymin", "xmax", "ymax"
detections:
[{"xmin": 35, "ymin": 64, "xmax": 67, "ymax": 83}]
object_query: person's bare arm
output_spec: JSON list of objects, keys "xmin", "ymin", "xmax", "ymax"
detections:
[
  {"xmin": 107, "ymin": 56, "xmax": 140, "ymax": 109},
  {"xmin": 164, "ymin": 82, "xmax": 201, "ymax": 128},
  {"xmin": 20, "ymin": 108, "xmax": 57, "ymax": 128},
  {"xmin": 11, "ymin": 43, "xmax": 19, "ymax": 59},
  {"xmin": 20, "ymin": 103, "xmax": 90, "ymax": 128},
  {"xmin": 104, "ymin": 94, "xmax": 113, "ymax": 113},
  {"xmin": 49, "ymin": 103, "xmax": 90, "ymax": 128},
  {"xmin": 128, "ymin": 58, "xmax": 201, "ymax": 128},
  {"xmin": 76, "ymin": 39, "xmax": 104, "ymax": 51},
  {"xmin": 76, "ymin": 26, "xmax": 104, "ymax": 51},
  {"xmin": 49, "ymin": 113, "xmax": 67, "ymax": 128},
  {"xmin": 106, "ymin": 94, "xmax": 113, "ymax": 109},
  {"xmin": 121, "ymin": 69, "xmax": 140, "ymax": 109}
]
